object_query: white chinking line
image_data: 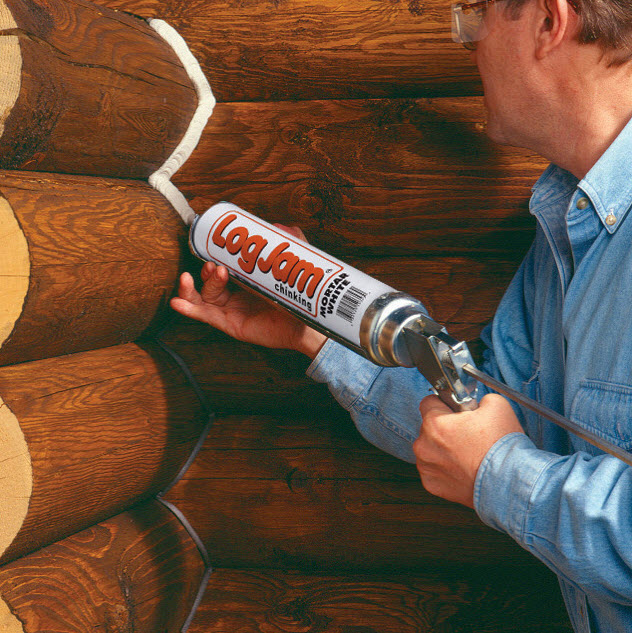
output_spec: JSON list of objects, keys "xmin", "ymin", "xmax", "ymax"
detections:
[
  {"xmin": 146, "ymin": 19, "xmax": 216, "ymax": 633},
  {"xmin": 147, "ymin": 19, "xmax": 216, "ymax": 226}
]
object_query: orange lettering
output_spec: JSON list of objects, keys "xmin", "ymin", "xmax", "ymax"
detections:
[
  {"xmin": 239, "ymin": 235, "xmax": 268, "ymax": 273},
  {"xmin": 211, "ymin": 214, "xmax": 326, "ymax": 299},
  {"xmin": 258, "ymin": 241, "xmax": 289, "ymax": 273},
  {"xmin": 226, "ymin": 226, "xmax": 248, "ymax": 254},
  {"xmin": 272, "ymin": 252, "xmax": 300, "ymax": 282},
  {"xmin": 212, "ymin": 213, "xmax": 237, "ymax": 248},
  {"xmin": 287, "ymin": 261, "xmax": 325, "ymax": 298}
]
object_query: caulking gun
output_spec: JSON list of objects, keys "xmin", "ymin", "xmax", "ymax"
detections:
[{"xmin": 189, "ymin": 201, "xmax": 632, "ymax": 467}]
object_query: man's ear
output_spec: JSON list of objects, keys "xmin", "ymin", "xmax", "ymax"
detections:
[{"xmin": 534, "ymin": 0, "xmax": 573, "ymax": 59}]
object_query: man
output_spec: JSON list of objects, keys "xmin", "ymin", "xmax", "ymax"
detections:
[{"xmin": 171, "ymin": 0, "xmax": 632, "ymax": 629}]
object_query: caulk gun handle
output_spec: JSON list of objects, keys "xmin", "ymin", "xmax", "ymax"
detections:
[{"xmin": 438, "ymin": 388, "xmax": 479, "ymax": 413}]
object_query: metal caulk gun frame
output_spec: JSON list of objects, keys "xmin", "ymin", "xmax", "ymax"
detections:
[{"xmin": 402, "ymin": 317, "xmax": 632, "ymax": 468}]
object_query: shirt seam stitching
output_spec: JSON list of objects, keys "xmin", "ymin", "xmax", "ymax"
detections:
[
  {"xmin": 521, "ymin": 455, "xmax": 559, "ymax": 543},
  {"xmin": 350, "ymin": 399, "xmax": 417, "ymax": 443}
]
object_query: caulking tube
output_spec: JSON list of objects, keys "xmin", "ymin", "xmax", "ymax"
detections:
[{"xmin": 189, "ymin": 202, "xmax": 428, "ymax": 367}]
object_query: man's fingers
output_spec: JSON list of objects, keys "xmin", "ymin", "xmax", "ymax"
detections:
[
  {"xmin": 415, "ymin": 395, "xmax": 461, "ymax": 462},
  {"xmin": 170, "ymin": 294, "xmax": 234, "ymax": 332},
  {"xmin": 419, "ymin": 394, "xmax": 453, "ymax": 419},
  {"xmin": 176, "ymin": 272, "xmax": 202, "ymax": 304},
  {"xmin": 199, "ymin": 263, "xmax": 233, "ymax": 306},
  {"xmin": 200, "ymin": 261, "xmax": 216, "ymax": 283},
  {"xmin": 274, "ymin": 223, "xmax": 307, "ymax": 242},
  {"xmin": 170, "ymin": 296, "xmax": 195, "ymax": 316}
]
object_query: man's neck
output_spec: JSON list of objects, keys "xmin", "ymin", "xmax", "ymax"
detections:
[{"xmin": 541, "ymin": 59, "xmax": 632, "ymax": 180}]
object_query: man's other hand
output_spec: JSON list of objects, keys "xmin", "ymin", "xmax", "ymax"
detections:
[{"xmin": 414, "ymin": 394, "xmax": 524, "ymax": 508}]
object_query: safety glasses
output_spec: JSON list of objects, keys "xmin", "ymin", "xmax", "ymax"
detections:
[
  {"xmin": 451, "ymin": 0, "xmax": 503, "ymax": 50},
  {"xmin": 452, "ymin": 0, "xmax": 580, "ymax": 50}
]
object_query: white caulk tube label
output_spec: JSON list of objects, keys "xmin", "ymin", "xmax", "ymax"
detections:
[{"xmin": 189, "ymin": 202, "xmax": 396, "ymax": 349}]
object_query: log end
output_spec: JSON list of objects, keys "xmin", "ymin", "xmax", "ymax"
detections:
[
  {"xmin": 0, "ymin": 595, "xmax": 23, "ymax": 633},
  {"xmin": 0, "ymin": 2, "xmax": 21, "ymax": 142},
  {"xmin": 0, "ymin": 396, "xmax": 31, "ymax": 559},
  {"xmin": 0, "ymin": 196, "xmax": 29, "ymax": 350}
]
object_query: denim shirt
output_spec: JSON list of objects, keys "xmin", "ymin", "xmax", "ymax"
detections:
[{"xmin": 307, "ymin": 117, "xmax": 632, "ymax": 633}]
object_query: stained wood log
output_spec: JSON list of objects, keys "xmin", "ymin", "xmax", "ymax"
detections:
[
  {"xmin": 173, "ymin": 97, "xmax": 546, "ymax": 258},
  {"xmin": 0, "ymin": 342, "xmax": 206, "ymax": 564},
  {"xmin": 191, "ymin": 567, "xmax": 572, "ymax": 633},
  {"xmin": 0, "ymin": 171, "xmax": 189, "ymax": 366},
  {"xmin": 163, "ymin": 412, "xmax": 539, "ymax": 571},
  {"xmin": 0, "ymin": 0, "xmax": 197, "ymax": 177},
  {"xmin": 0, "ymin": 500, "xmax": 207, "ymax": 633},
  {"xmin": 98, "ymin": 0, "xmax": 483, "ymax": 101},
  {"xmin": 159, "ymin": 255, "xmax": 516, "ymax": 415}
]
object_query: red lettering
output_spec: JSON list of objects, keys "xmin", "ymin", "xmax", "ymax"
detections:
[
  {"xmin": 258, "ymin": 241, "xmax": 289, "ymax": 273},
  {"xmin": 239, "ymin": 235, "xmax": 268, "ymax": 274},
  {"xmin": 210, "ymin": 213, "xmax": 326, "ymax": 300},
  {"xmin": 272, "ymin": 252, "xmax": 300, "ymax": 282},
  {"xmin": 211, "ymin": 213, "xmax": 237, "ymax": 248},
  {"xmin": 287, "ymin": 261, "xmax": 325, "ymax": 298},
  {"xmin": 226, "ymin": 226, "xmax": 248, "ymax": 254}
]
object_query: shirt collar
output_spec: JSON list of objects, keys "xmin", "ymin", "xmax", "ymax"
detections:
[{"xmin": 530, "ymin": 115, "xmax": 632, "ymax": 234}]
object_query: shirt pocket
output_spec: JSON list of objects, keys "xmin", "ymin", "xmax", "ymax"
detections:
[{"xmin": 570, "ymin": 379, "xmax": 632, "ymax": 451}]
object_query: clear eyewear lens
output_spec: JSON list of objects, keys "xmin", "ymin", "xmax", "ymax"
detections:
[{"xmin": 451, "ymin": 2, "xmax": 490, "ymax": 46}]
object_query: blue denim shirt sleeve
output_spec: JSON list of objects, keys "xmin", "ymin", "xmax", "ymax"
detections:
[
  {"xmin": 307, "ymin": 338, "xmax": 434, "ymax": 464},
  {"xmin": 306, "ymin": 230, "xmax": 632, "ymax": 630},
  {"xmin": 475, "ymin": 434, "xmax": 632, "ymax": 606}
]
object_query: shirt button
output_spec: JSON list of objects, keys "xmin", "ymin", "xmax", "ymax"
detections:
[
  {"xmin": 606, "ymin": 213, "xmax": 617, "ymax": 226},
  {"xmin": 576, "ymin": 197, "xmax": 590, "ymax": 209}
]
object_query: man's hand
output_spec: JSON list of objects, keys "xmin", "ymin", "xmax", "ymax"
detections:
[
  {"xmin": 414, "ymin": 393, "xmax": 524, "ymax": 508},
  {"xmin": 170, "ymin": 224, "xmax": 327, "ymax": 359}
]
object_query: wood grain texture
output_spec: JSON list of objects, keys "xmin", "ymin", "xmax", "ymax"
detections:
[
  {"xmin": 0, "ymin": 0, "xmax": 197, "ymax": 177},
  {"xmin": 172, "ymin": 98, "xmax": 545, "ymax": 259},
  {"xmin": 0, "ymin": 501, "xmax": 206, "ymax": 633},
  {"xmin": 0, "ymin": 342, "xmax": 206, "ymax": 564},
  {"xmin": 0, "ymin": 171, "xmax": 190, "ymax": 366},
  {"xmin": 192, "ymin": 567, "xmax": 572, "ymax": 633},
  {"xmin": 163, "ymin": 412, "xmax": 541, "ymax": 571},
  {"xmin": 160, "ymin": 97, "xmax": 541, "ymax": 416},
  {"xmin": 97, "ymin": 0, "xmax": 483, "ymax": 102}
]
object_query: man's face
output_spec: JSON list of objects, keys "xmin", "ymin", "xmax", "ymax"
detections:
[{"xmin": 471, "ymin": 2, "xmax": 542, "ymax": 149}]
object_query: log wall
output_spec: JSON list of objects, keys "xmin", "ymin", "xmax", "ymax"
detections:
[
  {"xmin": 0, "ymin": 0, "xmax": 572, "ymax": 631},
  {"xmin": 94, "ymin": 0, "xmax": 485, "ymax": 101},
  {"xmin": 0, "ymin": 342, "xmax": 207, "ymax": 564},
  {"xmin": 0, "ymin": 4, "xmax": 211, "ymax": 631}
]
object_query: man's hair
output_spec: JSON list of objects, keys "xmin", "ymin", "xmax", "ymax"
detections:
[{"xmin": 504, "ymin": 0, "xmax": 632, "ymax": 65}]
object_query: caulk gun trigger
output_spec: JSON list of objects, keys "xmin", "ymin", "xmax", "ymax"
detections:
[{"xmin": 402, "ymin": 324, "xmax": 478, "ymax": 412}]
